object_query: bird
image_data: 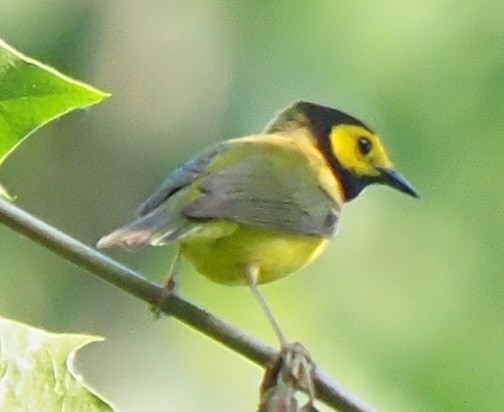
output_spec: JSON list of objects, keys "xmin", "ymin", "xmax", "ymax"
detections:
[{"xmin": 97, "ymin": 101, "xmax": 418, "ymax": 345}]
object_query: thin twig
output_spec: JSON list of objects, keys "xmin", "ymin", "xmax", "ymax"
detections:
[{"xmin": 0, "ymin": 198, "xmax": 375, "ymax": 412}]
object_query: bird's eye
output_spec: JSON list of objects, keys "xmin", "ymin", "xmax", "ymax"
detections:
[{"xmin": 358, "ymin": 137, "xmax": 372, "ymax": 155}]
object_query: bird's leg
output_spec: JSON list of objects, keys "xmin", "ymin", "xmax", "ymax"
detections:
[
  {"xmin": 163, "ymin": 247, "xmax": 182, "ymax": 293},
  {"xmin": 246, "ymin": 265, "xmax": 288, "ymax": 347},
  {"xmin": 246, "ymin": 267, "xmax": 318, "ymax": 408},
  {"xmin": 151, "ymin": 248, "xmax": 182, "ymax": 317}
]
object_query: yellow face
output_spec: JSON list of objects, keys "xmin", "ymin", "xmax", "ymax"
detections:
[{"xmin": 329, "ymin": 124, "xmax": 394, "ymax": 177}]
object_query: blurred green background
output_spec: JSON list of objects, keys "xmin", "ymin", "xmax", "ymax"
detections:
[{"xmin": 0, "ymin": 1, "xmax": 503, "ymax": 411}]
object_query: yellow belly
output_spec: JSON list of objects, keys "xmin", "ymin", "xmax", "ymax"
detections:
[{"xmin": 180, "ymin": 221, "xmax": 329, "ymax": 285}]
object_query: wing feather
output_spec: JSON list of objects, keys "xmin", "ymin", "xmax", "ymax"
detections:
[
  {"xmin": 184, "ymin": 154, "xmax": 339, "ymax": 237},
  {"xmin": 97, "ymin": 147, "xmax": 219, "ymax": 249},
  {"xmin": 98, "ymin": 138, "xmax": 341, "ymax": 250}
]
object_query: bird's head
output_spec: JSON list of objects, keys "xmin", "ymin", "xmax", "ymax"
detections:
[{"xmin": 293, "ymin": 101, "xmax": 419, "ymax": 201}]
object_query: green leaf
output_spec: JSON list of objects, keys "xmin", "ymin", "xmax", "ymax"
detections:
[
  {"xmin": 0, "ymin": 183, "xmax": 13, "ymax": 200},
  {"xmin": 0, "ymin": 316, "xmax": 115, "ymax": 411},
  {"xmin": 0, "ymin": 38, "xmax": 110, "ymax": 165}
]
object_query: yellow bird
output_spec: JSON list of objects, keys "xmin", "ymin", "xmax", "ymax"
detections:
[{"xmin": 97, "ymin": 101, "xmax": 418, "ymax": 344}]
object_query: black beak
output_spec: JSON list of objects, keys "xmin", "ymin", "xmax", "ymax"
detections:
[{"xmin": 377, "ymin": 167, "xmax": 419, "ymax": 198}]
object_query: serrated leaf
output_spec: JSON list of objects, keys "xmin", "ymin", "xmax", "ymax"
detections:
[
  {"xmin": 0, "ymin": 316, "xmax": 115, "ymax": 412},
  {"xmin": 0, "ymin": 38, "xmax": 110, "ymax": 165}
]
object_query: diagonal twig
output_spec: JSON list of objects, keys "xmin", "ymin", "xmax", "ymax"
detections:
[{"xmin": 0, "ymin": 197, "xmax": 375, "ymax": 412}]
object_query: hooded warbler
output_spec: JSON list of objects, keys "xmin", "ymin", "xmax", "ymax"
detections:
[{"xmin": 97, "ymin": 101, "xmax": 418, "ymax": 344}]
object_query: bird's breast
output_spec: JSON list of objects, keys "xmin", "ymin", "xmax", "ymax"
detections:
[{"xmin": 180, "ymin": 223, "xmax": 330, "ymax": 285}]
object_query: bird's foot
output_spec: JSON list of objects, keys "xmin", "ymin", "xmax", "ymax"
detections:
[
  {"xmin": 259, "ymin": 342, "xmax": 319, "ymax": 411},
  {"xmin": 150, "ymin": 275, "xmax": 178, "ymax": 318}
]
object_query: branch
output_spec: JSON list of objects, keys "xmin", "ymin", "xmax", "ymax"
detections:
[{"xmin": 0, "ymin": 197, "xmax": 375, "ymax": 412}]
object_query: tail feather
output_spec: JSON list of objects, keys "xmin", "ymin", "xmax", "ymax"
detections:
[
  {"xmin": 97, "ymin": 213, "xmax": 192, "ymax": 250},
  {"xmin": 96, "ymin": 226, "xmax": 161, "ymax": 249},
  {"xmin": 97, "ymin": 187, "xmax": 193, "ymax": 250}
]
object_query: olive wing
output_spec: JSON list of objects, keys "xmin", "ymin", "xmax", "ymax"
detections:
[
  {"xmin": 97, "ymin": 147, "xmax": 220, "ymax": 249},
  {"xmin": 184, "ymin": 155, "xmax": 340, "ymax": 237},
  {"xmin": 136, "ymin": 146, "xmax": 220, "ymax": 217}
]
